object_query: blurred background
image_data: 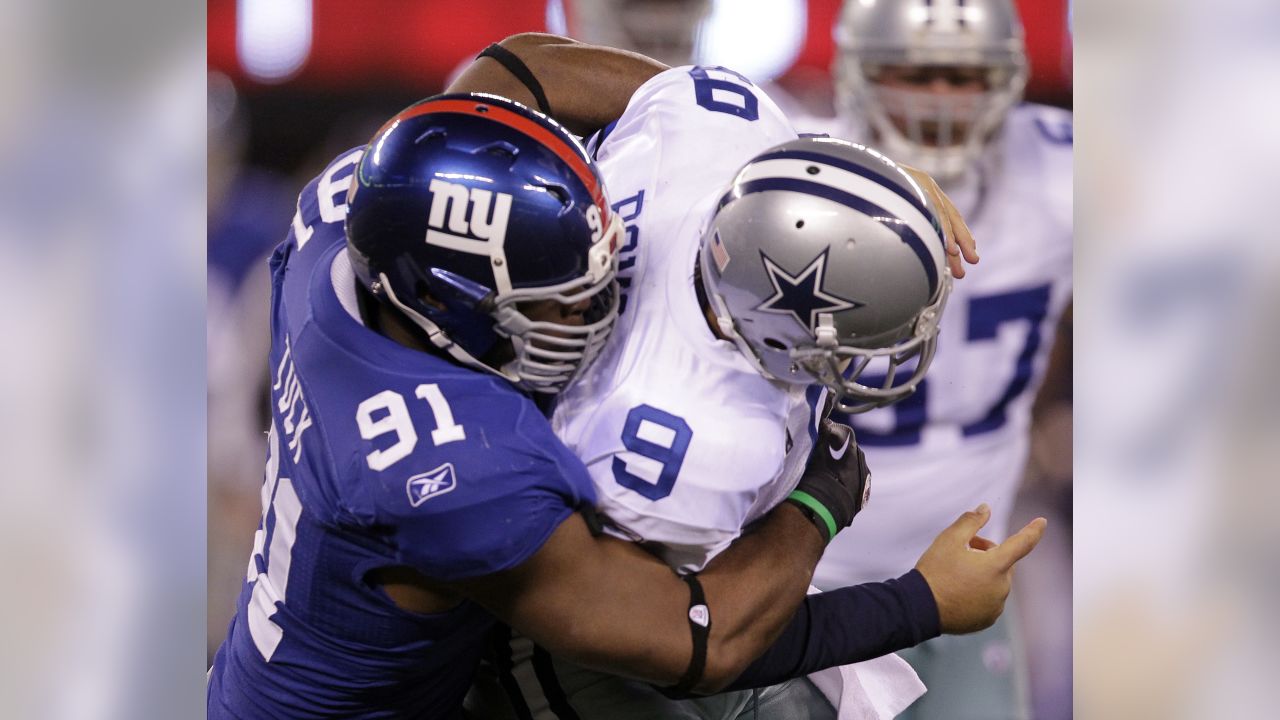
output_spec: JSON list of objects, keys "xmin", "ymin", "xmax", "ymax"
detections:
[
  {"xmin": 206, "ymin": 1, "xmax": 1074, "ymax": 718},
  {"xmin": 10, "ymin": 0, "xmax": 1279, "ymax": 718}
]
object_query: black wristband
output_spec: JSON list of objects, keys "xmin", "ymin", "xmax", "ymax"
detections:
[
  {"xmin": 476, "ymin": 43, "xmax": 552, "ymax": 116},
  {"xmin": 669, "ymin": 573, "xmax": 711, "ymax": 696}
]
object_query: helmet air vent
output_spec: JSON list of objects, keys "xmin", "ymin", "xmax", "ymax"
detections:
[{"xmin": 413, "ymin": 127, "xmax": 446, "ymax": 145}]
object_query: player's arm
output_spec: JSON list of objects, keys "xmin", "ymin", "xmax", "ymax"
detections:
[
  {"xmin": 456, "ymin": 501, "xmax": 823, "ymax": 694},
  {"xmin": 451, "ymin": 34, "xmax": 981, "ymax": 277},
  {"xmin": 446, "ymin": 32, "xmax": 667, "ymax": 136},
  {"xmin": 722, "ymin": 505, "xmax": 1047, "ymax": 691},
  {"xmin": 457, "ymin": 441, "xmax": 1045, "ymax": 694},
  {"xmin": 452, "ymin": 419, "xmax": 861, "ymax": 693}
]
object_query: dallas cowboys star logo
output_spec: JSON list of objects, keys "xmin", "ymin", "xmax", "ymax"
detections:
[{"xmin": 755, "ymin": 249, "xmax": 862, "ymax": 330}]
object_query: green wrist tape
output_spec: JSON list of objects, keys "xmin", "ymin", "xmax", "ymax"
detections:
[{"xmin": 787, "ymin": 490, "xmax": 838, "ymax": 542}]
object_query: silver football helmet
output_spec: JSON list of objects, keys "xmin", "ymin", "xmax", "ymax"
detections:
[
  {"xmin": 547, "ymin": 0, "xmax": 712, "ymax": 67},
  {"xmin": 833, "ymin": 0, "xmax": 1028, "ymax": 181},
  {"xmin": 700, "ymin": 137, "xmax": 952, "ymax": 413}
]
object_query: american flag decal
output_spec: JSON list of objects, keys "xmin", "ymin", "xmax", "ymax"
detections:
[{"xmin": 710, "ymin": 229, "xmax": 731, "ymax": 272}]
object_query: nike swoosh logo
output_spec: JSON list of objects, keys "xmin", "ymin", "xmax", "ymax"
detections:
[{"xmin": 829, "ymin": 433, "xmax": 851, "ymax": 461}]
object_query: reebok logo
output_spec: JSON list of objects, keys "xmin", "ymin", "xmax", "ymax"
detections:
[
  {"xmin": 828, "ymin": 433, "xmax": 851, "ymax": 461},
  {"xmin": 425, "ymin": 179, "xmax": 513, "ymax": 253},
  {"xmin": 406, "ymin": 463, "xmax": 458, "ymax": 507}
]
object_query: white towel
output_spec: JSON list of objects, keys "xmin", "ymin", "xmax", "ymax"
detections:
[{"xmin": 804, "ymin": 586, "xmax": 927, "ymax": 719}]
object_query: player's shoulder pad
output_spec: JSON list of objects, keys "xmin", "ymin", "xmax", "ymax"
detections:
[
  {"xmin": 292, "ymin": 145, "xmax": 366, "ymax": 233},
  {"xmin": 1004, "ymin": 103, "xmax": 1073, "ymax": 218},
  {"xmin": 1008, "ymin": 103, "xmax": 1073, "ymax": 154},
  {"xmin": 329, "ymin": 366, "xmax": 596, "ymax": 581},
  {"xmin": 598, "ymin": 65, "xmax": 793, "ymax": 154}
]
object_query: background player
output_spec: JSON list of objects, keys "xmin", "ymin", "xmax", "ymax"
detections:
[
  {"xmin": 452, "ymin": 34, "xmax": 1046, "ymax": 720},
  {"xmin": 805, "ymin": 2, "xmax": 1073, "ymax": 718},
  {"xmin": 545, "ymin": 0, "xmax": 712, "ymax": 67}
]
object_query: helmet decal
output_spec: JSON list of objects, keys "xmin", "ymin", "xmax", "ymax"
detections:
[
  {"xmin": 345, "ymin": 93, "xmax": 622, "ymax": 394},
  {"xmin": 755, "ymin": 248, "xmax": 862, "ymax": 332},
  {"xmin": 724, "ymin": 165, "xmax": 943, "ymax": 298},
  {"xmin": 701, "ymin": 136, "xmax": 952, "ymax": 413}
]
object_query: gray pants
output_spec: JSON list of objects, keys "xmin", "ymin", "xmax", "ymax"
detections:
[
  {"xmin": 895, "ymin": 598, "xmax": 1030, "ymax": 720},
  {"xmin": 465, "ymin": 632, "xmax": 836, "ymax": 720}
]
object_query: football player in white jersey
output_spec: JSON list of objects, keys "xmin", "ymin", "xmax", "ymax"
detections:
[
  {"xmin": 801, "ymin": 2, "xmax": 1074, "ymax": 719},
  {"xmin": 451, "ymin": 33, "xmax": 1047, "ymax": 720}
]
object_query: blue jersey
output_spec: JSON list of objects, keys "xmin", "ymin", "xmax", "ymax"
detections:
[{"xmin": 208, "ymin": 149, "xmax": 598, "ymax": 719}]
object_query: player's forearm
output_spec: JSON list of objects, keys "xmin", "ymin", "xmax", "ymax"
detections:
[
  {"xmin": 692, "ymin": 502, "xmax": 827, "ymax": 692},
  {"xmin": 446, "ymin": 33, "xmax": 667, "ymax": 136},
  {"xmin": 722, "ymin": 570, "xmax": 941, "ymax": 691}
]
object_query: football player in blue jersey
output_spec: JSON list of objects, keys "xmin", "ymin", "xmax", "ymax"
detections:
[{"xmin": 207, "ymin": 34, "xmax": 1040, "ymax": 720}]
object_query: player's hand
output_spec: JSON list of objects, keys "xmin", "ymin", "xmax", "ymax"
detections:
[
  {"xmin": 785, "ymin": 420, "xmax": 871, "ymax": 544},
  {"xmin": 914, "ymin": 505, "xmax": 1047, "ymax": 634},
  {"xmin": 899, "ymin": 164, "xmax": 979, "ymax": 279}
]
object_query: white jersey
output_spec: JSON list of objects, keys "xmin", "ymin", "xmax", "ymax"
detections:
[
  {"xmin": 552, "ymin": 67, "xmax": 825, "ymax": 573},
  {"xmin": 500, "ymin": 69, "xmax": 927, "ymax": 720},
  {"xmin": 794, "ymin": 104, "xmax": 1074, "ymax": 587}
]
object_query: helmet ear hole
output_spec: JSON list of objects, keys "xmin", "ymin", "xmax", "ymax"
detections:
[{"xmin": 763, "ymin": 337, "xmax": 787, "ymax": 351}]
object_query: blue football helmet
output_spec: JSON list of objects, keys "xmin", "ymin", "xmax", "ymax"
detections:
[{"xmin": 346, "ymin": 93, "xmax": 623, "ymax": 393}]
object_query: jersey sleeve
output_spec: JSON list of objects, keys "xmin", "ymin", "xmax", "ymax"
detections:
[{"xmin": 289, "ymin": 146, "xmax": 365, "ymax": 251}]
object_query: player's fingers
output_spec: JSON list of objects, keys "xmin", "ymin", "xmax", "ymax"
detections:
[
  {"xmin": 821, "ymin": 420, "xmax": 852, "ymax": 452},
  {"xmin": 817, "ymin": 417, "xmax": 843, "ymax": 436},
  {"xmin": 948, "ymin": 249, "xmax": 966, "ymax": 280},
  {"xmin": 969, "ymin": 535, "xmax": 997, "ymax": 551},
  {"xmin": 819, "ymin": 392, "xmax": 837, "ymax": 422},
  {"xmin": 993, "ymin": 517, "xmax": 1048, "ymax": 569},
  {"xmin": 951, "ymin": 209, "xmax": 979, "ymax": 265},
  {"xmin": 940, "ymin": 503, "xmax": 991, "ymax": 543},
  {"xmin": 937, "ymin": 192, "xmax": 977, "ymax": 279},
  {"xmin": 927, "ymin": 183, "xmax": 966, "ymax": 278},
  {"xmin": 900, "ymin": 163, "xmax": 979, "ymax": 278}
]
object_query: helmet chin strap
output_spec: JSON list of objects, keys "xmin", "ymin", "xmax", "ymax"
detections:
[
  {"xmin": 814, "ymin": 313, "xmax": 839, "ymax": 348},
  {"xmin": 376, "ymin": 272, "xmax": 521, "ymax": 385}
]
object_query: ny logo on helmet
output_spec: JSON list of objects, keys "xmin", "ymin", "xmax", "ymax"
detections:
[{"xmin": 425, "ymin": 179, "xmax": 513, "ymax": 255}]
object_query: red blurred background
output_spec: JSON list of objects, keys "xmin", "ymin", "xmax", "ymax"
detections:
[
  {"xmin": 207, "ymin": 0, "xmax": 1071, "ymax": 175},
  {"xmin": 208, "ymin": 0, "xmax": 1070, "ymax": 100}
]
